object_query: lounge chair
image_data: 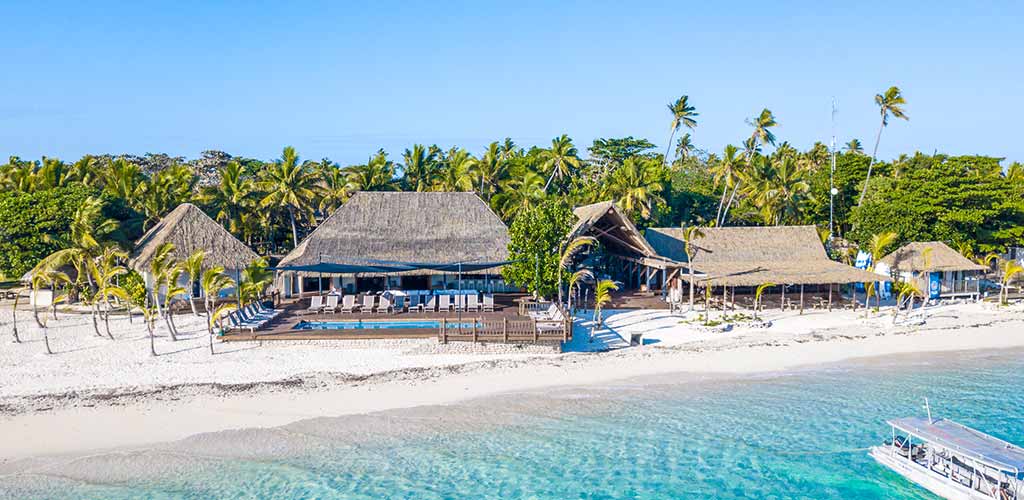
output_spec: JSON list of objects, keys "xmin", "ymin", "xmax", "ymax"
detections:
[
  {"xmin": 305, "ymin": 296, "xmax": 325, "ymax": 314},
  {"xmin": 424, "ymin": 294, "xmax": 437, "ymax": 313},
  {"xmin": 255, "ymin": 301, "xmax": 282, "ymax": 319},
  {"xmin": 362, "ymin": 294, "xmax": 376, "ymax": 312},
  {"xmin": 375, "ymin": 296, "xmax": 393, "ymax": 314},
  {"xmin": 466, "ymin": 294, "xmax": 480, "ymax": 312},
  {"xmin": 406, "ymin": 294, "xmax": 421, "ymax": 313},
  {"xmin": 453, "ymin": 294, "xmax": 465, "ymax": 312},
  {"xmin": 482, "ymin": 294, "xmax": 495, "ymax": 312},
  {"xmin": 438, "ymin": 294, "xmax": 452, "ymax": 312},
  {"xmin": 340, "ymin": 294, "xmax": 359, "ymax": 313},
  {"xmin": 323, "ymin": 295, "xmax": 340, "ymax": 313},
  {"xmin": 528, "ymin": 303, "xmax": 558, "ymax": 320}
]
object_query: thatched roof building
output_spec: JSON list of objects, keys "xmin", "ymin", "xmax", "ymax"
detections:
[
  {"xmin": 278, "ymin": 191, "xmax": 510, "ymax": 274},
  {"xmin": 645, "ymin": 225, "xmax": 886, "ymax": 286},
  {"xmin": 878, "ymin": 241, "xmax": 987, "ymax": 273},
  {"xmin": 130, "ymin": 203, "xmax": 258, "ymax": 272}
]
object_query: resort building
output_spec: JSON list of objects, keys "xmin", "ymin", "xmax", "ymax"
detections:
[
  {"xmin": 876, "ymin": 241, "xmax": 987, "ymax": 299},
  {"xmin": 130, "ymin": 203, "xmax": 258, "ymax": 296},
  {"xmin": 644, "ymin": 224, "xmax": 886, "ymax": 308},
  {"xmin": 277, "ymin": 191, "xmax": 514, "ymax": 297},
  {"xmin": 568, "ymin": 201, "xmax": 682, "ymax": 293}
]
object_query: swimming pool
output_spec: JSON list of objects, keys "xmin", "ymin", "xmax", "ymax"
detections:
[{"xmin": 293, "ymin": 320, "xmax": 479, "ymax": 330}]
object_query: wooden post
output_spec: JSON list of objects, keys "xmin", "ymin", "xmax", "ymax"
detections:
[
  {"xmin": 441, "ymin": 320, "xmax": 447, "ymax": 344},
  {"xmin": 722, "ymin": 286, "xmax": 727, "ymax": 319},
  {"xmin": 781, "ymin": 285, "xmax": 786, "ymax": 310},
  {"xmin": 472, "ymin": 319, "xmax": 477, "ymax": 342},
  {"xmin": 503, "ymin": 317, "xmax": 508, "ymax": 342},
  {"xmin": 852, "ymin": 284, "xmax": 858, "ymax": 311},
  {"xmin": 730, "ymin": 287, "xmax": 736, "ymax": 311},
  {"xmin": 799, "ymin": 285, "xmax": 804, "ymax": 315},
  {"xmin": 828, "ymin": 283, "xmax": 833, "ymax": 312},
  {"xmin": 533, "ymin": 321, "xmax": 539, "ymax": 342}
]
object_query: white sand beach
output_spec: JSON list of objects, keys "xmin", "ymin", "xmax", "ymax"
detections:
[{"xmin": 2, "ymin": 301, "xmax": 1024, "ymax": 461}]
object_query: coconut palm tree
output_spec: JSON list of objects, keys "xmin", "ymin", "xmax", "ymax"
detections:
[
  {"xmin": 866, "ymin": 231, "xmax": 898, "ymax": 309},
  {"xmin": 557, "ymin": 236, "xmax": 597, "ymax": 306},
  {"xmin": 892, "ymin": 280, "xmax": 923, "ymax": 324},
  {"xmin": 566, "ymin": 269, "xmax": 594, "ymax": 317},
  {"xmin": 473, "ymin": 142, "xmax": 508, "ymax": 199},
  {"xmin": 162, "ymin": 264, "xmax": 188, "ymax": 340},
  {"xmin": 401, "ymin": 144, "xmax": 439, "ymax": 192},
  {"xmin": 10, "ymin": 288, "xmax": 22, "ymax": 343},
  {"xmin": 674, "ymin": 133, "xmax": 694, "ymax": 163},
  {"xmin": 720, "ymin": 109, "xmax": 777, "ymax": 225},
  {"xmin": 664, "ymin": 95, "xmax": 698, "ymax": 166},
  {"xmin": 844, "ymin": 139, "xmax": 864, "ymax": 155},
  {"xmin": 606, "ymin": 157, "xmax": 668, "ymax": 221},
  {"xmin": 201, "ymin": 266, "xmax": 234, "ymax": 317},
  {"xmin": 589, "ymin": 279, "xmax": 619, "ymax": 342},
  {"xmin": 201, "ymin": 161, "xmax": 256, "ymax": 236},
  {"xmin": 710, "ymin": 145, "xmax": 741, "ymax": 225},
  {"xmin": 539, "ymin": 135, "xmax": 581, "ymax": 192},
  {"xmin": 207, "ymin": 303, "xmax": 238, "ymax": 355},
  {"xmin": 435, "ymin": 148, "xmax": 477, "ymax": 192},
  {"xmin": 1000, "ymin": 261, "xmax": 1024, "ymax": 306},
  {"xmin": 681, "ymin": 224, "xmax": 706, "ymax": 311},
  {"xmin": 859, "ymin": 86, "xmax": 909, "ymax": 206},
  {"xmin": 344, "ymin": 149, "xmax": 397, "ymax": 192},
  {"xmin": 492, "ymin": 170, "xmax": 545, "ymax": 221},
  {"xmin": 148, "ymin": 242, "xmax": 178, "ymax": 340},
  {"xmin": 317, "ymin": 163, "xmax": 350, "ymax": 216},
  {"xmin": 182, "ymin": 250, "xmax": 205, "ymax": 316},
  {"xmin": 91, "ymin": 246, "xmax": 129, "ymax": 339},
  {"xmin": 259, "ymin": 146, "xmax": 317, "ymax": 248},
  {"xmin": 753, "ymin": 283, "xmax": 774, "ymax": 320},
  {"xmin": 239, "ymin": 258, "xmax": 273, "ymax": 305}
]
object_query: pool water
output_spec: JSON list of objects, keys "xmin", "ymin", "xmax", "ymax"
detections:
[
  {"xmin": 4, "ymin": 348, "xmax": 1023, "ymax": 499},
  {"xmin": 293, "ymin": 320, "xmax": 479, "ymax": 330}
]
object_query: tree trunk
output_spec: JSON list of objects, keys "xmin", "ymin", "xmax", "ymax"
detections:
[
  {"xmin": 43, "ymin": 326, "xmax": 53, "ymax": 355},
  {"xmin": 164, "ymin": 309, "xmax": 178, "ymax": 342},
  {"xmin": 102, "ymin": 300, "xmax": 114, "ymax": 340},
  {"xmin": 12, "ymin": 292, "xmax": 20, "ymax": 343},
  {"xmin": 189, "ymin": 294, "xmax": 199, "ymax": 317},
  {"xmin": 91, "ymin": 305, "xmax": 102, "ymax": 337},
  {"xmin": 543, "ymin": 165, "xmax": 558, "ymax": 193},
  {"xmin": 33, "ymin": 294, "xmax": 43, "ymax": 328},
  {"xmin": 720, "ymin": 180, "xmax": 742, "ymax": 226},
  {"xmin": 208, "ymin": 317, "xmax": 216, "ymax": 355},
  {"xmin": 688, "ymin": 267, "xmax": 695, "ymax": 311},
  {"xmin": 147, "ymin": 318, "xmax": 156, "ymax": 357},
  {"xmin": 714, "ymin": 185, "xmax": 729, "ymax": 228},
  {"xmin": 664, "ymin": 129, "xmax": 677, "ymax": 167},
  {"xmin": 288, "ymin": 206, "xmax": 299, "ymax": 248},
  {"xmin": 858, "ymin": 117, "xmax": 886, "ymax": 206}
]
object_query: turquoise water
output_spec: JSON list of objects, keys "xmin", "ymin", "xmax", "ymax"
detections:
[
  {"xmin": 3, "ymin": 348, "xmax": 1023, "ymax": 499},
  {"xmin": 293, "ymin": 320, "xmax": 479, "ymax": 330}
]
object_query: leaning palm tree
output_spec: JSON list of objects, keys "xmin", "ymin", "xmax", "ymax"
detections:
[
  {"xmin": 91, "ymin": 246, "xmax": 129, "ymax": 339},
  {"xmin": 539, "ymin": 134, "xmax": 581, "ymax": 192},
  {"xmin": 557, "ymin": 236, "xmax": 597, "ymax": 306},
  {"xmin": 753, "ymin": 283, "xmax": 775, "ymax": 320},
  {"xmin": 589, "ymin": 279, "xmax": 619, "ymax": 342},
  {"xmin": 201, "ymin": 267, "xmax": 236, "ymax": 354},
  {"xmin": 720, "ymin": 109, "xmax": 777, "ymax": 225},
  {"xmin": 162, "ymin": 264, "xmax": 188, "ymax": 340},
  {"xmin": 11, "ymin": 287, "xmax": 22, "ymax": 343},
  {"xmin": 239, "ymin": 258, "xmax": 273, "ymax": 305},
  {"xmin": 664, "ymin": 95, "xmax": 698, "ymax": 166},
  {"xmin": 566, "ymin": 269, "xmax": 594, "ymax": 317},
  {"xmin": 681, "ymin": 224, "xmax": 706, "ymax": 311},
  {"xmin": 858, "ymin": 86, "xmax": 909, "ymax": 205},
  {"xmin": 148, "ymin": 242, "xmax": 178, "ymax": 340},
  {"xmin": 892, "ymin": 281, "xmax": 923, "ymax": 324},
  {"xmin": 182, "ymin": 250, "xmax": 205, "ymax": 316},
  {"xmin": 867, "ymin": 231, "xmax": 899, "ymax": 310},
  {"xmin": 1000, "ymin": 261, "xmax": 1024, "ymax": 306},
  {"xmin": 710, "ymin": 145, "xmax": 740, "ymax": 225},
  {"xmin": 258, "ymin": 146, "xmax": 317, "ymax": 247},
  {"xmin": 207, "ymin": 303, "xmax": 238, "ymax": 355}
]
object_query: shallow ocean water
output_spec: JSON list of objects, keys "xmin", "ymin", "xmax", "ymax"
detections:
[{"xmin": 3, "ymin": 348, "xmax": 1022, "ymax": 499}]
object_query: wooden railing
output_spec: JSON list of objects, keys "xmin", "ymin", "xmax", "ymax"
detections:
[{"xmin": 439, "ymin": 304, "xmax": 572, "ymax": 345}]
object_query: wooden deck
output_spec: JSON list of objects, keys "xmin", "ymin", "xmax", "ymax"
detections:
[{"xmin": 220, "ymin": 294, "xmax": 569, "ymax": 343}]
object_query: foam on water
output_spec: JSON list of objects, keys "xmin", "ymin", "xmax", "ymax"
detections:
[{"xmin": 3, "ymin": 348, "xmax": 1023, "ymax": 499}]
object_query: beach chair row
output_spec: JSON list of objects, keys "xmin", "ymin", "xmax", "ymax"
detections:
[
  {"xmin": 305, "ymin": 293, "xmax": 496, "ymax": 314},
  {"xmin": 225, "ymin": 302, "xmax": 282, "ymax": 332}
]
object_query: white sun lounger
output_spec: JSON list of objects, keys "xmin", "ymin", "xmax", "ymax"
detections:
[
  {"xmin": 362, "ymin": 294, "xmax": 376, "ymax": 312},
  {"xmin": 340, "ymin": 295, "xmax": 358, "ymax": 313},
  {"xmin": 482, "ymin": 294, "xmax": 495, "ymax": 312},
  {"xmin": 375, "ymin": 296, "xmax": 393, "ymax": 314},
  {"xmin": 466, "ymin": 294, "xmax": 480, "ymax": 312},
  {"xmin": 406, "ymin": 294, "xmax": 421, "ymax": 312},
  {"xmin": 424, "ymin": 294, "xmax": 437, "ymax": 312},
  {"xmin": 306, "ymin": 296, "xmax": 325, "ymax": 314},
  {"xmin": 323, "ymin": 295, "xmax": 340, "ymax": 313},
  {"xmin": 438, "ymin": 294, "xmax": 452, "ymax": 312}
]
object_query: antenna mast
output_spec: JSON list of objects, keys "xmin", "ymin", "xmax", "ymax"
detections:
[{"xmin": 829, "ymin": 98, "xmax": 838, "ymax": 244}]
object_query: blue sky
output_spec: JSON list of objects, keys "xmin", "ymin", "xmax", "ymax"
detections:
[{"xmin": 2, "ymin": 1, "xmax": 1021, "ymax": 165}]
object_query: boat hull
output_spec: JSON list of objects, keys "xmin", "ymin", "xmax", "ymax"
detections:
[{"xmin": 870, "ymin": 446, "xmax": 994, "ymax": 500}]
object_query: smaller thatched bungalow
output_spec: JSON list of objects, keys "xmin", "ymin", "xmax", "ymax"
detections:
[
  {"xmin": 877, "ymin": 241, "xmax": 987, "ymax": 299},
  {"xmin": 130, "ymin": 203, "xmax": 258, "ymax": 296},
  {"xmin": 645, "ymin": 225, "xmax": 887, "ymax": 308},
  {"xmin": 277, "ymin": 191, "xmax": 513, "ymax": 297}
]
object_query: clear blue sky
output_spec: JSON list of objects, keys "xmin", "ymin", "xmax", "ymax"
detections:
[{"xmin": 2, "ymin": 1, "xmax": 1021, "ymax": 165}]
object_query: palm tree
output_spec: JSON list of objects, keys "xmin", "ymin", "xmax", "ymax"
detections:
[
  {"xmin": 207, "ymin": 303, "xmax": 238, "ymax": 355},
  {"xmin": 1000, "ymin": 261, "xmax": 1024, "ymax": 306},
  {"xmin": 539, "ymin": 135, "xmax": 581, "ymax": 192},
  {"xmin": 606, "ymin": 157, "xmax": 668, "ymax": 221},
  {"xmin": 317, "ymin": 163, "xmax": 350, "ymax": 216},
  {"xmin": 674, "ymin": 133, "xmax": 694, "ymax": 163},
  {"xmin": 401, "ymin": 144, "xmax": 439, "ymax": 192},
  {"xmin": 435, "ymin": 148, "xmax": 476, "ymax": 191},
  {"xmin": 345, "ymin": 150, "xmax": 396, "ymax": 192},
  {"xmin": 148, "ymin": 242, "xmax": 178, "ymax": 340},
  {"xmin": 753, "ymin": 283, "xmax": 774, "ymax": 320},
  {"xmin": 259, "ymin": 146, "xmax": 317, "ymax": 248},
  {"xmin": 589, "ymin": 279, "xmax": 619, "ymax": 342},
  {"xmin": 858, "ymin": 86, "xmax": 909, "ymax": 206},
  {"xmin": 201, "ymin": 161, "xmax": 256, "ymax": 236},
  {"xmin": 91, "ymin": 246, "xmax": 129, "ymax": 339},
  {"xmin": 239, "ymin": 258, "xmax": 273, "ymax": 305},
  {"xmin": 681, "ymin": 224, "xmax": 706, "ymax": 311},
  {"xmin": 566, "ymin": 269, "xmax": 594, "ymax": 317},
  {"xmin": 492, "ymin": 170, "xmax": 545, "ymax": 221},
  {"xmin": 866, "ymin": 231, "xmax": 899, "ymax": 309},
  {"xmin": 557, "ymin": 236, "xmax": 597, "ymax": 306},
  {"xmin": 664, "ymin": 95, "xmax": 698, "ymax": 166},
  {"xmin": 710, "ymin": 145, "xmax": 740, "ymax": 224},
  {"xmin": 844, "ymin": 139, "xmax": 864, "ymax": 155},
  {"xmin": 473, "ymin": 142, "xmax": 508, "ymax": 199},
  {"xmin": 162, "ymin": 264, "xmax": 188, "ymax": 340},
  {"xmin": 10, "ymin": 287, "xmax": 22, "ymax": 343},
  {"xmin": 720, "ymin": 109, "xmax": 777, "ymax": 225},
  {"xmin": 182, "ymin": 250, "xmax": 205, "ymax": 316},
  {"xmin": 892, "ymin": 281, "xmax": 923, "ymax": 324}
]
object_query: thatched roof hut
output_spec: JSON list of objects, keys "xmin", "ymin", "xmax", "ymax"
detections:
[
  {"xmin": 130, "ymin": 203, "xmax": 258, "ymax": 272},
  {"xmin": 645, "ymin": 225, "xmax": 886, "ymax": 286},
  {"xmin": 570, "ymin": 201, "xmax": 675, "ymax": 268},
  {"xmin": 277, "ymin": 191, "xmax": 509, "ymax": 275},
  {"xmin": 878, "ymin": 241, "xmax": 987, "ymax": 273}
]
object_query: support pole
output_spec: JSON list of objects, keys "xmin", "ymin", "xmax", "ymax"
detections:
[
  {"xmin": 828, "ymin": 283, "xmax": 833, "ymax": 312},
  {"xmin": 781, "ymin": 285, "xmax": 786, "ymax": 311},
  {"xmin": 722, "ymin": 285, "xmax": 728, "ymax": 319},
  {"xmin": 799, "ymin": 284, "xmax": 804, "ymax": 315}
]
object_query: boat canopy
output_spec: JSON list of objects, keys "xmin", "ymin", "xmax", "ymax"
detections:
[{"xmin": 890, "ymin": 417, "xmax": 1024, "ymax": 474}]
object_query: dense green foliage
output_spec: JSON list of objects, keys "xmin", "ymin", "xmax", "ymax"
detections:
[
  {"xmin": 0, "ymin": 185, "xmax": 138, "ymax": 279},
  {"xmin": 502, "ymin": 200, "xmax": 577, "ymax": 298}
]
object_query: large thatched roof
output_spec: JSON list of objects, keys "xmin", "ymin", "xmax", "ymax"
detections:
[
  {"xmin": 278, "ymin": 191, "xmax": 509, "ymax": 274},
  {"xmin": 569, "ymin": 201, "xmax": 676, "ymax": 268},
  {"xmin": 646, "ymin": 225, "xmax": 886, "ymax": 286},
  {"xmin": 878, "ymin": 241, "xmax": 987, "ymax": 272},
  {"xmin": 130, "ymin": 203, "xmax": 258, "ymax": 271}
]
